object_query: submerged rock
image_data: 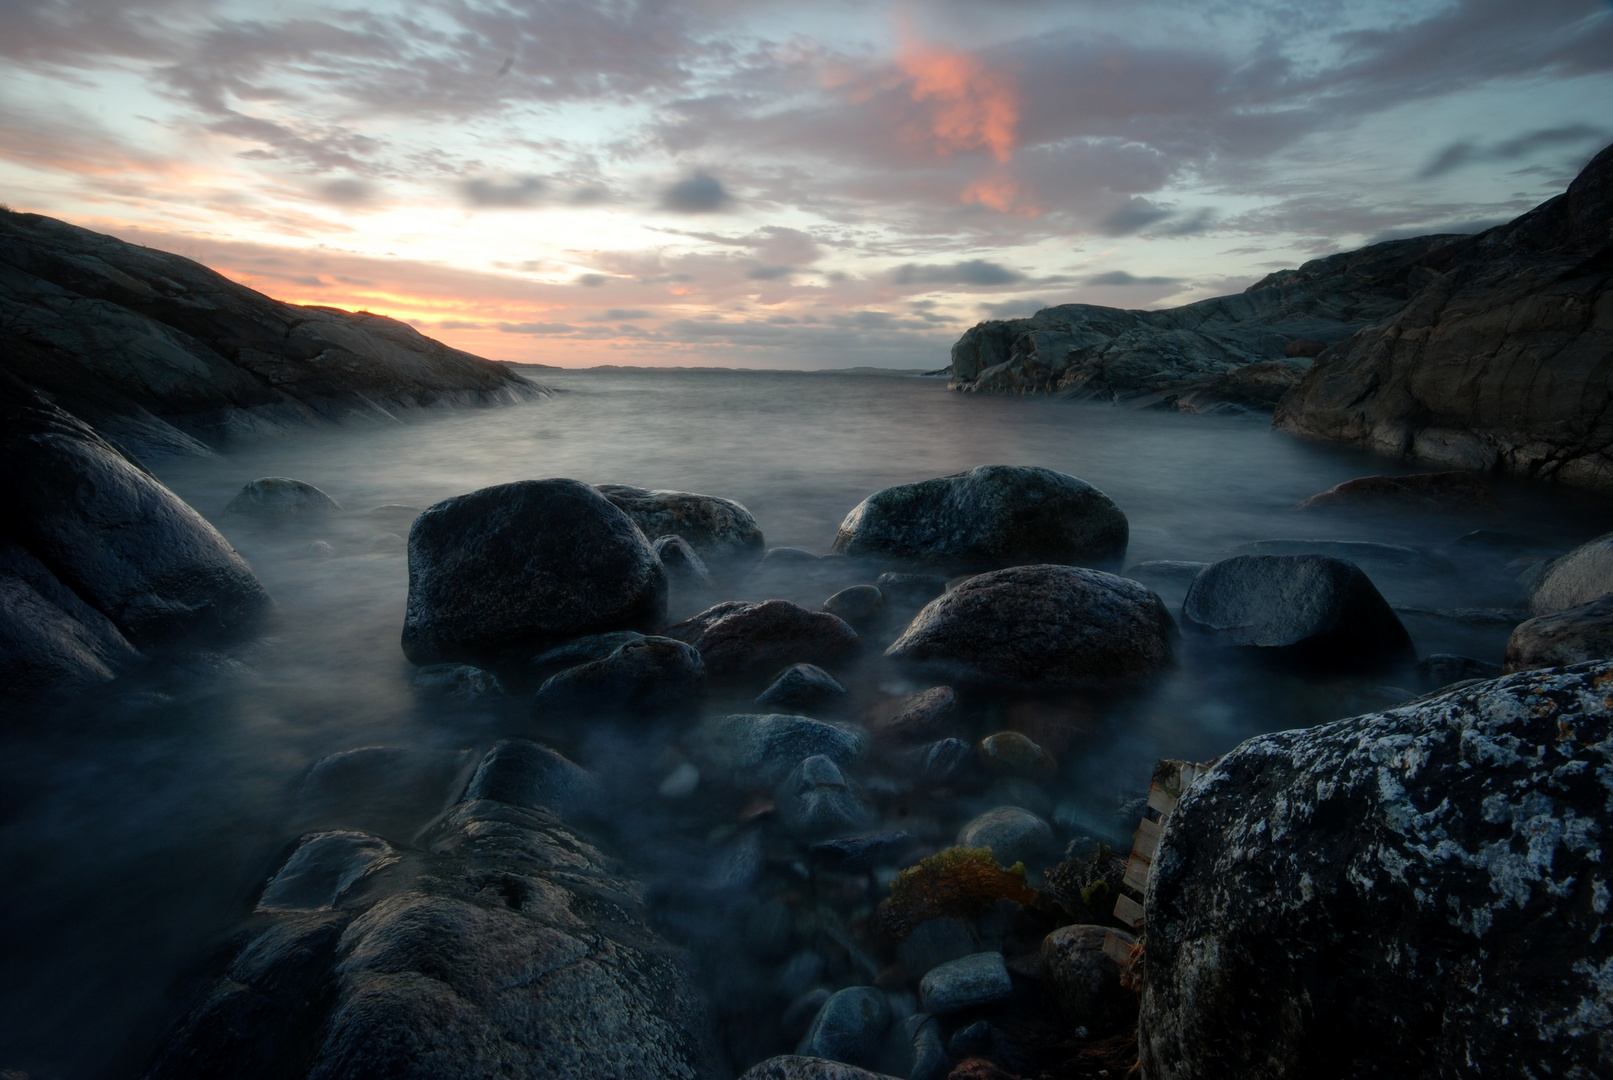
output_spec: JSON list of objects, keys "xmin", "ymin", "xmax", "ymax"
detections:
[
  {"xmin": 1041, "ymin": 925, "xmax": 1136, "ymax": 1035},
  {"xmin": 1182, "ymin": 554, "xmax": 1414, "ymax": 672},
  {"xmin": 663, "ymin": 600, "xmax": 859, "ymax": 678},
  {"xmin": 596, "ymin": 484, "xmax": 765, "ymax": 573},
  {"xmin": 224, "ymin": 477, "xmax": 342, "ymax": 518},
  {"xmin": 411, "ymin": 663, "xmax": 503, "ymax": 697},
  {"xmin": 696, "ymin": 713, "xmax": 867, "ymax": 788},
  {"xmin": 1503, "ymin": 595, "xmax": 1613, "ymax": 673},
  {"xmin": 977, "ymin": 732, "xmax": 1055, "ymax": 781},
  {"xmin": 146, "ymin": 751, "xmax": 724, "ymax": 1080},
  {"xmin": 1295, "ymin": 470, "xmax": 1498, "ymax": 512},
  {"xmin": 886, "ymin": 565, "xmax": 1175, "ymax": 688},
  {"xmin": 522, "ymin": 631, "xmax": 646, "ymax": 683},
  {"xmin": 461, "ymin": 737, "xmax": 603, "ymax": 820},
  {"xmin": 1415, "ymin": 653, "xmax": 1500, "ymax": 690},
  {"xmin": 401, "ymin": 479, "xmax": 666, "ymax": 668},
  {"xmin": 1140, "ymin": 661, "xmax": 1613, "ymax": 1079},
  {"xmin": 652, "ymin": 534, "xmax": 716, "ymax": 591},
  {"xmin": 823, "ymin": 584, "xmax": 885, "ymax": 624},
  {"xmin": 874, "ymin": 686, "xmax": 962, "ymax": 743},
  {"xmin": 531, "ymin": 635, "xmax": 705, "ymax": 713},
  {"xmin": 777, "ymin": 755, "xmax": 878, "ymax": 839},
  {"xmin": 755, "ymin": 663, "xmax": 848, "ymax": 712},
  {"xmin": 1528, "ymin": 530, "xmax": 1613, "ymax": 615},
  {"xmin": 832, "ymin": 465, "xmax": 1129, "ymax": 571}
]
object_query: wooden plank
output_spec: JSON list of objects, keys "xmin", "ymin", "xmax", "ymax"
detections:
[
  {"xmin": 1147, "ymin": 784, "xmax": 1179, "ymax": 818},
  {"xmin": 1114, "ymin": 892, "xmax": 1145, "ymax": 929},
  {"xmin": 1103, "ymin": 932, "xmax": 1134, "ymax": 968},
  {"xmin": 1133, "ymin": 816, "xmax": 1162, "ymax": 861},
  {"xmin": 1123, "ymin": 853, "xmax": 1151, "ymax": 893}
]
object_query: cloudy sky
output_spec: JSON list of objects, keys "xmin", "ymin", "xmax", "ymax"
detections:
[{"xmin": 3, "ymin": 0, "xmax": 1610, "ymax": 367}]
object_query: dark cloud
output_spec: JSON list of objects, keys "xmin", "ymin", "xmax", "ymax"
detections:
[
  {"xmin": 746, "ymin": 264, "xmax": 793, "ymax": 279},
  {"xmin": 1098, "ymin": 198, "xmax": 1173, "ymax": 236},
  {"xmin": 1087, "ymin": 270, "xmax": 1181, "ymax": 286},
  {"xmin": 978, "ymin": 298, "xmax": 1048, "ymax": 319},
  {"xmin": 460, "ymin": 176, "xmax": 545, "ymax": 208},
  {"xmin": 576, "ymin": 273, "xmax": 611, "ymax": 286},
  {"xmin": 583, "ymin": 308, "xmax": 654, "ymax": 321},
  {"xmin": 892, "ymin": 259, "xmax": 1025, "ymax": 286},
  {"xmin": 498, "ymin": 322, "xmax": 580, "ymax": 334},
  {"xmin": 1366, "ymin": 218, "xmax": 1511, "ymax": 244},
  {"xmin": 316, "ymin": 178, "xmax": 375, "ymax": 205},
  {"xmin": 1417, "ymin": 124, "xmax": 1608, "ymax": 178},
  {"xmin": 661, "ymin": 172, "xmax": 731, "ymax": 213}
]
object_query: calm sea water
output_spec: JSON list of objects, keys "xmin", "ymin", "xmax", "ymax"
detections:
[{"xmin": 3, "ymin": 368, "xmax": 1609, "ymax": 1078}]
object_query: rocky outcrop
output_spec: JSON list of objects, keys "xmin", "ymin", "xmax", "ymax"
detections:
[
  {"xmin": 144, "ymin": 740, "xmax": 725, "ymax": 1080},
  {"xmin": 1275, "ymin": 143, "xmax": 1613, "ymax": 491},
  {"xmin": 0, "ymin": 208, "xmax": 545, "ymax": 462},
  {"xmin": 1139, "ymin": 661, "xmax": 1613, "ymax": 1079},
  {"xmin": 946, "ymin": 235, "xmax": 1453, "ymax": 403},
  {"xmin": 401, "ymin": 480, "xmax": 667, "ymax": 669},
  {"xmin": 832, "ymin": 466, "xmax": 1128, "ymax": 571},
  {"xmin": 885, "ymin": 565, "xmax": 1175, "ymax": 688},
  {"xmin": 0, "ymin": 373, "xmax": 270, "ymax": 697}
]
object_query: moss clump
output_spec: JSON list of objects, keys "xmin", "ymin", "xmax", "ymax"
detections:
[{"xmin": 875, "ymin": 846, "xmax": 1039, "ymax": 941}]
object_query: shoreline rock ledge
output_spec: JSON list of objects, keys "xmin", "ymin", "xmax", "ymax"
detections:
[{"xmin": 1140, "ymin": 660, "xmax": 1613, "ymax": 1078}]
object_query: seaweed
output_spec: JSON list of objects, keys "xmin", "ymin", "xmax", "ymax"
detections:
[{"xmin": 875, "ymin": 846, "xmax": 1039, "ymax": 941}]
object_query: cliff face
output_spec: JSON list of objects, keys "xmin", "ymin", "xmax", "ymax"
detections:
[
  {"xmin": 0, "ymin": 209, "xmax": 546, "ymax": 462},
  {"xmin": 947, "ymin": 235, "xmax": 1455, "ymax": 407},
  {"xmin": 1273, "ymin": 143, "xmax": 1613, "ymax": 490}
]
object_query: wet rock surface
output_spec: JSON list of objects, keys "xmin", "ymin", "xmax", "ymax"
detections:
[
  {"xmin": 756, "ymin": 663, "xmax": 849, "ymax": 712},
  {"xmin": 531, "ymin": 635, "xmax": 705, "ymax": 714},
  {"xmin": 832, "ymin": 465, "xmax": 1129, "ymax": 571},
  {"xmin": 796, "ymin": 985, "xmax": 890, "ymax": 1068},
  {"xmin": 224, "ymin": 477, "xmax": 342, "ymax": 518},
  {"xmin": 654, "ymin": 534, "xmax": 718, "ymax": 592},
  {"xmin": 597, "ymin": 484, "xmax": 765, "ymax": 575},
  {"xmin": 1295, "ymin": 470, "xmax": 1498, "ymax": 512},
  {"xmin": 664, "ymin": 599, "xmax": 860, "ymax": 679},
  {"xmin": 1141, "ymin": 661, "xmax": 1613, "ymax": 1079},
  {"xmin": 1182, "ymin": 554, "xmax": 1414, "ymax": 672},
  {"xmin": 1503, "ymin": 595, "xmax": 1613, "ymax": 673},
  {"xmin": 401, "ymin": 479, "xmax": 667, "ymax": 668},
  {"xmin": 147, "ymin": 815, "xmax": 723, "ymax": 1079},
  {"xmin": 886, "ymin": 565, "xmax": 1175, "ymax": 688}
]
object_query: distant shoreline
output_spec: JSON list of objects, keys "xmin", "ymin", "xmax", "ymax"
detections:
[{"xmin": 499, "ymin": 361, "xmax": 945, "ymax": 376}]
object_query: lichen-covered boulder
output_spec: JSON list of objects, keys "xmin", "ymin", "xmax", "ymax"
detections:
[
  {"xmin": 401, "ymin": 479, "xmax": 666, "ymax": 668},
  {"xmin": 662, "ymin": 599, "xmax": 860, "ymax": 678},
  {"xmin": 224, "ymin": 477, "xmax": 342, "ymax": 517},
  {"xmin": 144, "ymin": 743, "xmax": 724, "ymax": 1080},
  {"xmin": 596, "ymin": 484, "xmax": 764, "ymax": 574},
  {"xmin": 1503, "ymin": 595, "xmax": 1613, "ymax": 673},
  {"xmin": 832, "ymin": 465, "xmax": 1128, "ymax": 571},
  {"xmin": 1529, "ymin": 530, "xmax": 1613, "ymax": 615},
  {"xmin": 1181, "ymin": 554, "xmax": 1414, "ymax": 672},
  {"xmin": 885, "ymin": 565, "xmax": 1174, "ymax": 688},
  {"xmin": 1140, "ymin": 661, "xmax": 1613, "ymax": 1079}
]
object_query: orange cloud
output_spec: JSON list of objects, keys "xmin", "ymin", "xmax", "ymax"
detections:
[
  {"xmin": 962, "ymin": 174, "xmax": 1040, "ymax": 217},
  {"xmin": 896, "ymin": 34, "xmax": 1020, "ymax": 163}
]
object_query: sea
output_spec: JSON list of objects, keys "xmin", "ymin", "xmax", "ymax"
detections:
[{"xmin": 2, "ymin": 367, "xmax": 1609, "ymax": 1078}]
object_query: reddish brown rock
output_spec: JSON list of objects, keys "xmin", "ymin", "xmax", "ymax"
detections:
[
  {"xmin": 662, "ymin": 599, "xmax": 859, "ymax": 677},
  {"xmin": 1502, "ymin": 595, "xmax": 1613, "ymax": 673},
  {"xmin": 1296, "ymin": 471, "xmax": 1499, "ymax": 511}
]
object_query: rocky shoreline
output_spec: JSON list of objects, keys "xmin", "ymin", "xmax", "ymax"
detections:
[{"xmin": 123, "ymin": 463, "xmax": 1613, "ymax": 1079}]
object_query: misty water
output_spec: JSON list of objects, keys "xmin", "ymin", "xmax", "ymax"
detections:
[{"xmin": 4, "ymin": 368, "xmax": 1611, "ymax": 1079}]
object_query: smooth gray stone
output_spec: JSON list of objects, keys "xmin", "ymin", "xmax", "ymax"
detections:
[
  {"xmin": 824, "ymin": 585, "xmax": 885, "ymax": 624},
  {"xmin": 461, "ymin": 738, "xmax": 602, "ymax": 819},
  {"xmin": 697, "ymin": 713, "xmax": 866, "ymax": 788},
  {"xmin": 778, "ymin": 755, "xmax": 878, "ymax": 839},
  {"xmin": 224, "ymin": 477, "xmax": 341, "ymax": 517},
  {"xmin": 653, "ymin": 533, "xmax": 717, "ymax": 590},
  {"xmin": 596, "ymin": 484, "xmax": 765, "ymax": 572},
  {"xmin": 957, "ymin": 806, "xmax": 1055, "ymax": 868},
  {"xmin": 918, "ymin": 951, "xmax": 1013, "ymax": 1014},
  {"xmin": 797, "ymin": 986, "xmax": 891, "ymax": 1069},
  {"xmin": 532, "ymin": 635, "xmax": 705, "ymax": 713},
  {"xmin": 412, "ymin": 663, "xmax": 503, "ymax": 697},
  {"xmin": 1528, "ymin": 531, "xmax": 1613, "ymax": 615},
  {"xmin": 756, "ymin": 663, "xmax": 849, "ymax": 712}
]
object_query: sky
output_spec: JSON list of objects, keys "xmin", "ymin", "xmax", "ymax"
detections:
[{"xmin": 2, "ymin": 0, "xmax": 1610, "ymax": 369}]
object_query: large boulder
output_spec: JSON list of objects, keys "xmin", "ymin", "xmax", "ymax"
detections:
[
  {"xmin": 0, "ymin": 535, "xmax": 139, "ymax": 695},
  {"xmin": 1502, "ymin": 595, "xmax": 1613, "ymax": 673},
  {"xmin": 1275, "ymin": 143, "xmax": 1613, "ymax": 491},
  {"xmin": 885, "ymin": 565, "xmax": 1175, "ymax": 688},
  {"xmin": 0, "ymin": 375, "xmax": 271, "ymax": 651},
  {"xmin": 401, "ymin": 479, "xmax": 667, "ymax": 668},
  {"xmin": 595, "ymin": 484, "xmax": 764, "ymax": 573},
  {"xmin": 1181, "ymin": 555, "xmax": 1414, "ymax": 672},
  {"xmin": 1528, "ymin": 531, "xmax": 1613, "ymax": 615},
  {"xmin": 1139, "ymin": 662, "xmax": 1613, "ymax": 1079},
  {"xmin": 144, "ymin": 743, "xmax": 725, "ymax": 1080},
  {"xmin": 662, "ymin": 600, "xmax": 859, "ymax": 678},
  {"xmin": 831, "ymin": 465, "xmax": 1128, "ymax": 571}
]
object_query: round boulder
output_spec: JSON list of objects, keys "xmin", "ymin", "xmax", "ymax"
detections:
[
  {"xmin": 652, "ymin": 534, "xmax": 716, "ymax": 591},
  {"xmin": 1529, "ymin": 530, "xmax": 1613, "ymax": 615},
  {"xmin": 224, "ymin": 477, "xmax": 342, "ymax": 517},
  {"xmin": 663, "ymin": 599, "xmax": 860, "ymax": 678},
  {"xmin": 831, "ymin": 465, "xmax": 1128, "ymax": 571},
  {"xmin": 595, "ymin": 484, "xmax": 764, "ymax": 574},
  {"xmin": 1181, "ymin": 554, "xmax": 1413, "ymax": 673},
  {"xmin": 531, "ymin": 635, "xmax": 705, "ymax": 713},
  {"xmin": 1041, "ymin": 925, "xmax": 1137, "ymax": 1035},
  {"xmin": 797, "ymin": 986, "xmax": 891, "ymax": 1069},
  {"xmin": 1139, "ymin": 661, "xmax": 1613, "ymax": 1079},
  {"xmin": 401, "ymin": 479, "xmax": 666, "ymax": 668},
  {"xmin": 885, "ymin": 565, "xmax": 1175, "ymax": 688},
  {"xmin": 957, "ymin": 806, "xmax": 1055, "ymax": 869},
  {"xmin": 1503, "ymin": 595, "xmax": 1613, "ymax": 673}
]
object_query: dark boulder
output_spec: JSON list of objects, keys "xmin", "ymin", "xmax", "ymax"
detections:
[
  {"xmin": 401, "ymin": 479, "xmax": 666, "ymax": 668},
  {"xmin": 831, "ymin": 465, "xmax": 1128, "ymax": 571},
  {"xmin": 224, "ymin": 477, "xmax": 342, "ymax": 518},
  {"xmin": 694, "ymin": 713, "xmax": 866, "ymax": 789},
  {"xmin": 1139, "ymin": 661, "xmax": 1613, "ymax": 1079},
  {"xmin": 662, "ymin": 600, "xmax": 859, "ymax": 678},
  {"xmin": 1415, "ymin": 653, "xmax": 1500, "ymax": 690},
  {"xmin": 1295, "ymin": 471, "xmax": 1499, "ymax": 512},
  {"xmin": 1181, "ymin": 555, "xmax": 1414, "ymax": 672},
  {"xmin": 1041, "ymin": 925, "xmax": 1137, "ymax": 1036},
  {"xmin": 1528, "ymin": 530, "xmax": 1613, "ymax": 615},
  {"xmin": 595, "ymin": 484, "xmax": 764, "ymax": 573},
  {"xmin": 796, "ymin": 986, "xmax": 890, "ymax": 1069},
  {"xmin": 521, "ymin": 630, "xmax": 645, "ymax": 684},
  {"xmin": 145, "ymin": 744, "xmax": 724, "ymax": 1080},
  {"xmin": 411, "ymin": 663, "xmax": 503, "ymax": 698},
  {"xmin": 810, "ymin": 831, "xmax": 918, "ymax": 873},
  {"xmin": 460, "ymin": 737, "xmax": 603, "ymax": 819},
  {"xmin": 0, "ymin": 377, "xmax": 271, "ymax": 651},
  {"xmin": 0, "ymin": 535, "xmax": 139, "ymax": 695},
  {"xmin": 531, "ymin": 635, "xmax": 705, "ymax": 714},
  {"xmin": 874, "ymin": 572, "xmax": 948, "ymax": 607},
  {"xmin": 823, "ymin": 584, "xmax": 884, "ymax": 625},
  {"xmin": 1503, "ymin": 595, "xmax": 1613, "ymax": 674},
  {"xmin": 776, "ymin": 755, "xmax": 878, "ymax": 839},
  {"xmin": 755, "ymin": 663, "xmax": 848, "ymax": 712},
  {"xmin": 885, "ymin": 565, "xmax": 1175, "ymax": 688},
  {"xmin": 653, "ymin": 534, "xmax": 716, "ymax": 591},
  {"xmin": 957, "ymin": 807, "xmax": 1055, "ymax": 869},
  {"xmin": 873, "ymin": 686, "xmax": 961, "ymax": 743}
]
